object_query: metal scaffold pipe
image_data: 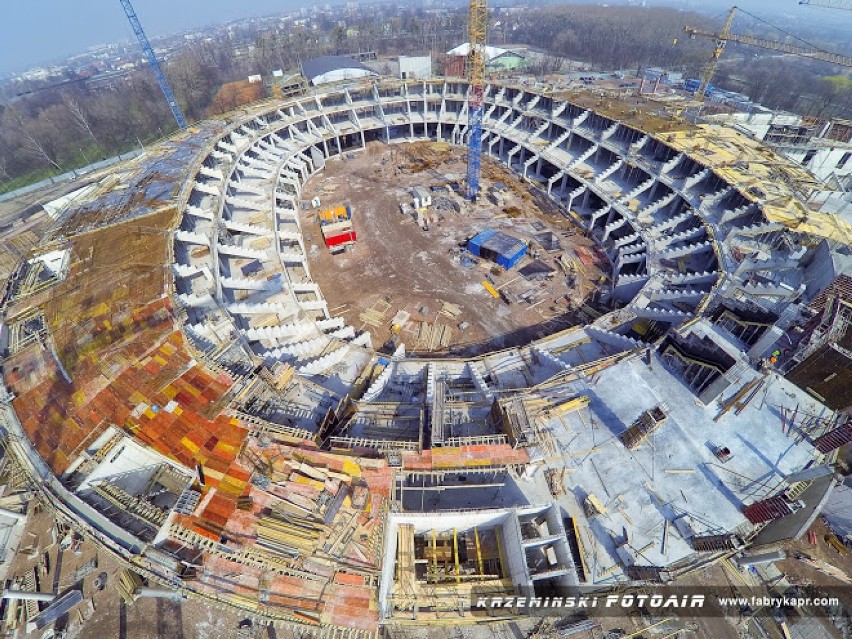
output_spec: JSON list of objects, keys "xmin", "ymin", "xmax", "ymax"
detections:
[
  {"xmin": 1, "ymin": 590, "xmax": 56, "ymax": 603},
  {"xmin": 135, "ymin": 587, "xmax": 188, "ymax": 601}
]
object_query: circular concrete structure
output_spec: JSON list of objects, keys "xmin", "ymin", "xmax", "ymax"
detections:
[
  {"xmin": 174, "ymin": 79, "xmax": 741, "ymax": 370},
  {"xmin": 1, "ymin": 78, "xmax": 832, "ymax": 635}
]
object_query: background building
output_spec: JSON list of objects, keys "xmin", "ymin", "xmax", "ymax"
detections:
[{"xmin": 302, "ymin": 55, "xmax": 378, "ymax": 86}]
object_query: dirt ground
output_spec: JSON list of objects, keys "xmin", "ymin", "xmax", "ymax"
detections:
[
  {"xmin": 301, "ymin": 142, "xmax": 606, "ymax": 357},
  {"xmin": 778, "ymin": 518, "xmax": 852, "ymax": 606}
]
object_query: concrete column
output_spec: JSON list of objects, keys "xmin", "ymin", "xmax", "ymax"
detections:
[
  {"xmin": 705, "ymin": 252, "xmax": 717, "ymax": 270},
  {"xmin": 649, "ymin": 181, "xmax": 660, "ymax": 200}
]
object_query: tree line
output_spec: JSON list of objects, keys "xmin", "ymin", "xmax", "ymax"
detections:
[
  {"xmin": 1, "ymin": 4, "xmax": 849, "ymax": 193},
  {"xmin": 512, "ymin": 5, "xmax": 851, "ymax": 119}
]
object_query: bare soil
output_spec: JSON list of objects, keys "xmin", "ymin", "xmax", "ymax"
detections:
[{"xmin": 301, "ymin": 142, "xmax": 605, "ymax": 357}]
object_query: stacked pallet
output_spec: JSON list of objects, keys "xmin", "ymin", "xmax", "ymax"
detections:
[
  {"xmin": 416, "ymin": 322, "xmax": 453, "ymax": 351},
  {"xmin": 620, "ymin": 405, "xmax": 668, "ymax": 450},
  {"xmin": 255, "ymin": 507, "xmax": 329, "ymax": 555},
  {"xmin": 1, "ymin": 568, "xmax": 40, "ymax": 631},
  {"xmin": 116, "ymin": 569, "xmax": 145, "ymax": 602}
]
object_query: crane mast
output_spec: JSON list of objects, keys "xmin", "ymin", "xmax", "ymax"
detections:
[
  {"xmin": 466, "ymin": 0, "xmax": 488, "ymax": 201},
  {"xmin": 695, "ymin": 6, "xmax": 737, "ymax": 101},
  {"xmin": 119, "ymin": 0, "xmax": 188, "ymax": 130},
  {"xmin": 685, "ymin": 5, "xmax": 852, "ymax": 101}
]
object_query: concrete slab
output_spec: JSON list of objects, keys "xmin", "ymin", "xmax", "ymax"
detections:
[{"xmin": 513, "ymin": 352, "xmax": 822, "ymax": 582}]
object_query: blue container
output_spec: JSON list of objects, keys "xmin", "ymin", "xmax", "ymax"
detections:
[
  {"xmin": 467, "ymin": 228, "xmax": 496, "ymax": 258},
  {"xmin": 467, "ymin": 229, "xmax": 527, "ymax": 269}
]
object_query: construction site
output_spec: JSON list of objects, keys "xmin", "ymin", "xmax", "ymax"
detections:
[
  {"xmin": 0, "ymin": 2, "xmax": 851, "ymax": 638},
  {"xmin": 300, "ymin": 141, "xmax": 606, "ymax": 355}
]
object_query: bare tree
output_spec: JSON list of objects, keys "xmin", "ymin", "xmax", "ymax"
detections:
[
  {"xmin": 166, "ymin": 53, "xmax": 215, "ymax": 121},
  {"xmin": 61, "ymin": 91, "xmax": 103, "ymax": 152},
  {"xmin": 0, "ymin": 155, "xmax": 11, "ymax": 184},
  {"xmin": 9, "ymin": 108, "xmax": 62, "ymax": 172}
]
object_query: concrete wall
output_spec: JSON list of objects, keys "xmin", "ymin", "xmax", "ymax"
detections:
[
  {"xmin": 500, "ymin": 512, "xmax": 532, "ymax": 595},
  {"xmin": 710, "ymin": 112, "xmax": 801, "ymax": 141},
  {"xmin": 399, "ymin": 56, "xmax": 432, "ymax": 80},
  {"xmin": 793, "ymin": 146, "xmax": 852, "ymax": 183},
  {"xmin": 379, "ymin": 508, "xmax": 537, "ymax": 616},
  {"xmin": 823, "ymin": 476, "xmax": 852, "ymax": 541},
  {"xmin": 708, "ymin": 112, "xmax": 851, "ymax": 184},
  {"xmin": 378, "ymin": 516, "xmax": 399, "ymax": 619},
  {"xmin": 76, "ymin": 437, "xmax": 191, "ymax": 494},
  {"xmin": 540, "ymin": 505, "xmax": 580, "ymax": 588}
]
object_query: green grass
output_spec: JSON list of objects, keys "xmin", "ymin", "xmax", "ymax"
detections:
[
  {"xmin": 0, "ymin": 167, "xmax": 62, "ymax": 196},
  {"xmin": 0, "ymin": 139, "xmax": 160, "ymax": 197}
]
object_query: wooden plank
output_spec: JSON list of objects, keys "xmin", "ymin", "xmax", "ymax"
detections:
[
  {"xmin": 453, "ymin": 528, "xmax": 460, "ymax": 583},
  {"xmin": 474, "ymin": 527, "xmax": 485, "ymax": 577},
  {"xmin": 482, "ymin": 281, "xmax": 500, "ymax": 298},
  {"xmin": 431, "ymin": 528, "xmax": 437, "ymax": 584},
  {"xmin": 572, "ymin": 518, "xmax": 589, "ymax": 582},
  {"xmin": 440, "ymin": 302, "xmax": 462, "ymax": 318},
  {"xmin": 547, "ymin": 395, "xmax": 590, "ymax": 418},
  {"xmin": 397, "ymin": 524, "xmax": 416, "ymax": 594}
]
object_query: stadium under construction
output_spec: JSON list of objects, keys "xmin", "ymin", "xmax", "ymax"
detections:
[{"xmin": 0, "ymin": 72, "xmax": 851, "ymax": 638}]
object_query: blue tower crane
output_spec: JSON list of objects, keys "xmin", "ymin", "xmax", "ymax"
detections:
[
  {"xmin": 465, "ymin": 0, "xmax": 487, "ymax": 201},
  {"xmin": 118, "ymin": 0, "xmax": 188, "ymax": 130}
]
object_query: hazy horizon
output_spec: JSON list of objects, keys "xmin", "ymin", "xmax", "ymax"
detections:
[
  {"xmin": 1, "ymin": 0, "xmax": 850, "ymax": 76},
  {"xmin": 0, "ymin": 0, "xmax": 308, "ymax": 75}
]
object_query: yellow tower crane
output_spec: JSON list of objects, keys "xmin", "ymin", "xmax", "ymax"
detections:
[
  {"xmin": 693, "ymin": 6, "xmax": 737, "ymax": 101},
  {"xmin": 684, "ymin": 5, "xmax": 852, "ymax": 102}
]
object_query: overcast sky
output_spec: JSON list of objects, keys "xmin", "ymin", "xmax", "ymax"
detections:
[{"xmin": 1, "ymin": 0, "xmax": 850, "ymax": 76}]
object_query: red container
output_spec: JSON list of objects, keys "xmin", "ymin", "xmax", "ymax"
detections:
[{"xmin": 324, "ymin": 231, "xmax": 357, "ymax": 248}]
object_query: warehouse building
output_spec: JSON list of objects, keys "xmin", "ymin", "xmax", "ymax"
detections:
[
  {"xmin": 444, "ymin": 43, "xmax": 527, "ymax": 77},
  {"xmin": 301, "ymin": 55, "xmax": 378, "ymax": 86}
]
